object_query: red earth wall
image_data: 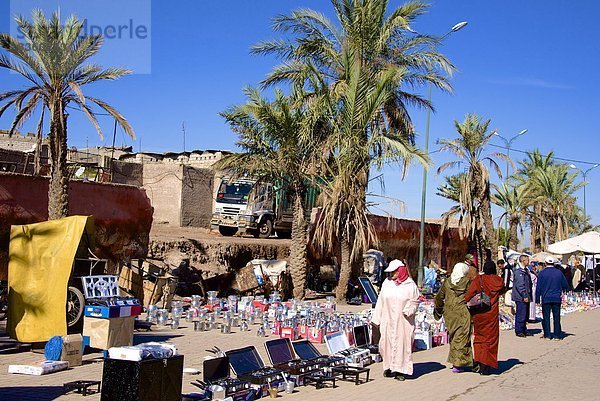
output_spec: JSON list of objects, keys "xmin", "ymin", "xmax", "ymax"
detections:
[
  {"xmin": 0, "ymin": 173, "xmax": 153, "ymax": 280},
  {"xmin": 368, "ymin": 214, "xmax": 467, "ymax": 272}
]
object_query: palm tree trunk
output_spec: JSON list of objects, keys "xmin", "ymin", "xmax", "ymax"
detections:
[
  {"xmin": 289, "ymin": 189, "xmax": 308, "ymax": 299},
  {"xmin": 508, "ymin": 218, "xmax": 518, "ymax": 250},
  {"xmin": 48, "ymin": 103, "xmax": 69, "ymax": 220},
  {"xmin": 481, "ymin": 192, "xmax": 496, "ymax": 260},
  {"xmin": 530, "ymin": 219, "xmax": 538, "ymax": 253},
  {"xmin": 548, "ymin": 218, "xmax": 557, "ymax": 246},
  {"xmin": 335, "ymin": 231, "xmax": 352, "ymax": 302}
]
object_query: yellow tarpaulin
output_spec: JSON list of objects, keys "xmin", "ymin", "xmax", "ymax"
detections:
[{"xmin": 7, "ymin": 216, "xmax": 93, "ymax": 342}]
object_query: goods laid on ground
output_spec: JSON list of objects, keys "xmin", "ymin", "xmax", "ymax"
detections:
[{"xmin": 498, "ymin": 291, "xmax": 600, "ymax": 330}]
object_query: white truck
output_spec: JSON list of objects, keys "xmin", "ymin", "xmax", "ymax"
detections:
[{"xmin": 210, "ymin": 178, "xmax": 294, "ymax": 238}]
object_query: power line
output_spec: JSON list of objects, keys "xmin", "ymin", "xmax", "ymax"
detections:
[
  {"xmin": 66, "ymin": 105, "xmax": 112, "ymax": 117},
  {"xmin": 488, "ymin": 143, "xmax": 598, "ymax": 167}
]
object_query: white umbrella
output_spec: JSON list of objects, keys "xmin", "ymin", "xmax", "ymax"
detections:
[{"xmin": 547, "ymin": 231, "xmax": 600, "ymax": 255}]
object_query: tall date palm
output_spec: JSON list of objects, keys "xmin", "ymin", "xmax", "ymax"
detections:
[
  {"xmin": 0, "ymin": 10, "xmax": 134, "ymax": 219},
  {"xmin": 438, "ymin": 114, "xmax": 508, "ymax": 264},
  {"xmin": 491, "ymin": 183, "xmax": 531, "ymax": 250},
  {"xmin": 254, "ymin": 0, "xmax": 451, "ymax": 298},
  {"xmin": 218, "ymin": 88, "xmax": 325, "ymax": 299}
]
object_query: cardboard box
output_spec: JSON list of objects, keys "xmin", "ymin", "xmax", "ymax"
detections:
[
  {"xmin": 83, "ymin": 316, "xmax": 135, "ymax": 350},
  {"xmin": 142, "ymin": 276, "xmax": 175, "ymax": 308},
  {"xmin": 118, "ymin": 264, "xmax": 144, "ymax": 300},
  {"xmin": 61, "ymin": 334, "xmax": 83, "ymax": 367}
]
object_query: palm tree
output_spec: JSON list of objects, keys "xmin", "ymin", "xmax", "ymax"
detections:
[
  {"xmin": 218, "ymin": 88, "xmax": 325, "ymax": 299},
  {"xmin": 0, "ymin": 10, "xmax": 134, "ymax": 219},
  {"xmin": 528, "ymin": 163, "xmax": 582, "ymax": 244},
  {"xmin": 513, "ymin": 150, "xmax": 555, "ymax": 251},
  {"xmin": 437, "ymin": 172, "xmax": 485, "ymax": 258},
  {"xmin": 312, "ymin": 57, "xmax": 426, "ymax": 301},
  {"xmin": 437, "ymin": 114, "xmax": 508, "ymax": 265},
  {"xmin": 254, "ymin": 0, "xmax": 450, "ymax": 298},
  {"xmin": 254, "ymin": 0, "xmax": 454, "ymax": 139},
  {"xmin": 491, "ymin": 183, "xmax": 532, "ymax": 250}
]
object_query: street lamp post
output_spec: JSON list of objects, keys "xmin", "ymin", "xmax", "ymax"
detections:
[
  {"xmin": 417, "ymin": 21, "xmax": 468, "ymax": 287},
  {"xmin": 569, "ymin": 163, "xmax": 599, "ymax": 221},
  {"xmin": 494, "ymin": 129, "xmax": 527, "ymax": 247}
]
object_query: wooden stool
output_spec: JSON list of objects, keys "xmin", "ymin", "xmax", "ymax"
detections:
[{"xmin": 332, "ymin": 366, "xmax": 370, "ymax": 385}]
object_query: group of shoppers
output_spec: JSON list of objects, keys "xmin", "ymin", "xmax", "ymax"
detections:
[
  {"xmin": 373, "ymin": 251, "xmax": 572, "ymax": 381},
  {"xmin": 434, "ymin": 253, "xmax": 506, "ymax": 375}
]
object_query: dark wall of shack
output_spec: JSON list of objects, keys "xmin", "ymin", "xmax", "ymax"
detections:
[{"xmin": 0, "ymin": 173, "xmax": 153, "ymax": 280}]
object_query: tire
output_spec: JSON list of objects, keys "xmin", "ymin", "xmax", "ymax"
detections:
[
  {"xmin": 275, "ymin": 230, "xmax": 291, "ymax": 239},
  {"xmin": 66, "ymin": 286, "xmax": 85, "ymax": 327},
  {"xmin": 219, "ymin": 226, "xmax": 238, "ymax": 237},
  {"xmin": 257, "ymin": 219, "xmax": 273, "ymax": 239},
  {"xmin": 0, "ymin": 300, "xmax": 7, "ymax": 321}
]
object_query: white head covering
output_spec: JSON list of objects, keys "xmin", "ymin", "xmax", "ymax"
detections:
[
  {"xmin": 450, "ymin": 262, "xmax": 470, "ymax": 285},
  {"xmin": 384, "ymin": 259, "xmax": 405, "ymax": 273}
]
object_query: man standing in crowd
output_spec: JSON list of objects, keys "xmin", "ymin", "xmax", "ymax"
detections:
[
  {"xmin": 512, "ymin": 254, "xmax": 533, "ymax": 338},
  {"xmin": 536, "ymin": 257, "xmax": 570, "ymax": 340},
  {"xmin": 499, "ymin": 259, "xmax": 508, "ymax": 283},
  {"xmin": 499, "ymin": 259, "xmax": 512, "ymax": 307},
  {"xmin": 572, "ymin": 257, "xmax": 586, "ymax": 291}
]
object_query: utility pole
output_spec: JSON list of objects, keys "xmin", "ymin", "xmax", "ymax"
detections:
[{"xmin": 182, "ymin": 122, "xmax": 186, "ymax": 154}]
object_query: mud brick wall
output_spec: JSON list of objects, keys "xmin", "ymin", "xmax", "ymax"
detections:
[
  {"xmin": 112, "ymin": 160, "xmax": 143, "ymax": 187},
  {"xmin": 180, "ymin": 166, "xmax": 214, "ymax": 228},
  {"xmin": 369, "ymin": 215, "xmax": 467, "ymax": 274},
  {"xmin": 142, "ymin": 163, "xmax": 183, "ymax": 225},
  {"xmin": 0, "ymin": 173, "xmax": 153, "ymax": 280}
]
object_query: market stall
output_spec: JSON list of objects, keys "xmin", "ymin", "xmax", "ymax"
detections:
[{"xmin": 548, "ymin": 231, "xmax": 600, "ymax": 291}]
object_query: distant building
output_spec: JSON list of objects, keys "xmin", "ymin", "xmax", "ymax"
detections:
[
  {"xmin": 114, "ymin": 149, "xmax": 232, "ymax": 227},
  {"xmin": 0, "ymin": 130, "xmax": 49, "ymax": 167},
  {"xmin": 118, "ymin": 149, "xmax": 230, "ymax": 169}
]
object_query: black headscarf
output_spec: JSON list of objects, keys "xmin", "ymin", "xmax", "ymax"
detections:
[{"xmin": 483, "ymin": 259, "xmax": 497, "ymax": 275}]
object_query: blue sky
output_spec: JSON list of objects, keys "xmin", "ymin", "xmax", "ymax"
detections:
[{"xmin": 1, "ymin": 0, "xmax": 599, "ymax": 231}]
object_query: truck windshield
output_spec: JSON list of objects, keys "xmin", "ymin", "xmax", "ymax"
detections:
[{"xmin": 216, "ymin": 181, "xmax": 254, "ymax": 204}]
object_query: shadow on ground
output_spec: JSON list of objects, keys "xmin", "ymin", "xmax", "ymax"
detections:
[
  {"xmin": 0, "ymin": 331, "xmax": 31, "ymax": 355},
  {"xmin": 0, "ymin": 386, "xmax": 65, "ymax": 401},
  {"xmin": 133, "ymin": 333, "xmax": 184, "ymax": 344},
  {"xmin": 494, "ymin": 358, "xmax": 523, "ymax": 374},
  {"xmin": 410, "ymin": 362, "xmax": 446, "ymax": 379}
]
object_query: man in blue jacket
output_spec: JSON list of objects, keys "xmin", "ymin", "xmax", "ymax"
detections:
[
  {"xmin": 512, "ymin": 254, "xmax": 533, "ymax": 337},
  {"xmin": 536, "ymin": 257, "xmax": 570, "ymax": 340}
]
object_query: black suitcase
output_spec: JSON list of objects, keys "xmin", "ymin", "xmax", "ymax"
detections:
[{"xmin": 101, "ymin": 355, "xmax": 183, "ymax": 401}]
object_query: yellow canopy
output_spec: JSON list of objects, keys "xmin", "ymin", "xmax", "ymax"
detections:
[{"xmin": 7, "ymin": 216, "xmax": 93, "ymax": 342}]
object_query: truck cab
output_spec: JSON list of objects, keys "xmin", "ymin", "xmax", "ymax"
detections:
[{"xmin": 211, "ymin": 178, "xmax": 289, "ymax": 238}]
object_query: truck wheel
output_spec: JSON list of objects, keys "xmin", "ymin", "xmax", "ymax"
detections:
[
  {"xmin": 66, "ymin": 286, "xmax": 84, "ymax": 327},
  {"xmin": 275, "ymin": 230, "xmax": 291, "ymax": 239},
  {"xmin": 219, "ymin": 226, "xmax": 238, "ymax": 236},
  {"xmin": 257, "ymin": 219, "xmax": 273, "ymax": 239}
]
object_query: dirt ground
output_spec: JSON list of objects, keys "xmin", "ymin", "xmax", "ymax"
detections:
[{"xmin": 150, "ymin": 224, "xmax": 291, "ymax": 247}]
